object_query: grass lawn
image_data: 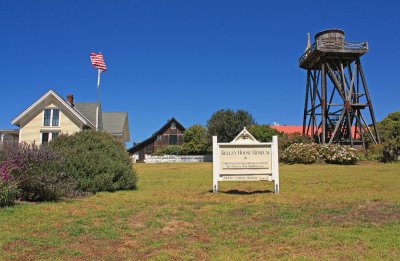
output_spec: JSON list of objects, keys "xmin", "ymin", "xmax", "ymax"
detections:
[{"xmin": 1, "ymin": 162, "xmax": 400, "ymax": 260}]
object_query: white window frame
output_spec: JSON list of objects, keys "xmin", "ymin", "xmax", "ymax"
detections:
[
  {"xmin": 40, "ymin": 131, "xmax": 60, "ymax": 144},
  {"xmin": 42, "ymin": 108, "xmax": 61, "ymax": 127},
  {"xmin": 171, "ymin": 122, "xmax": 176, "ymax": 129}
]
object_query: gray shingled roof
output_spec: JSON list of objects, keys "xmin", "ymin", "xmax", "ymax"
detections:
[
  {"xmin": 74, "ymin": 102, "xmax": 98, "ymax": 126},
  {"xmin": 72, "ymin": 102, "xmax": 127, "ymax": 139},
  {"xmin": 102, "ymin": 112, "xmax": 127, "ymax": 134}
]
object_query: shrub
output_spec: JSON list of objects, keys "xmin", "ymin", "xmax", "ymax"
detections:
[
  {"xmin": 155, "ymin": 145, "xmax": 184, "ymax": 156},
  {"xmin": 363, "ymin": 144, "xmax": 385, "ymax": 161},
  {"xmin": 5, "ymin": 143, "xmax": 73, "ymax": 201},
  {"xmin": 376, "ymin": 111, "xmax": 400, "ymax": 162},
  {"xmin": 0, "ymin": 179, "xmax": 19, "ymax": 207},
  {"xmin": 0, "ymin": 160, "xmax": 20, "ymax": 207},
  {"xmin": 49, "ymin": 131, "xmax": 136, "ymax": 193},
  {"xmin": 279, "ymin": 132, "xmax": 306, "ymax": 151},
  {"xmin": 281, "ymin": 143, "xmax": 320, "ymax": 164},
  {"xmin": 281, "ymin": 143, "xmax": 359, "ymax": 165},
  {"xmin": 382, "ymin": 147, "xmax": 399, "ymax": 163},
  {"xmin": 319, "ymin": 144, "xmax": 359, "ymax": 165}
]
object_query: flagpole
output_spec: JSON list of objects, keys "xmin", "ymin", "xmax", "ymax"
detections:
[
  {"xmin": 96, "ymin": 69, "xmax": 101, "ymax": 131},
  {"xmin": 90, "ymin": 52, "xmax": 106, "ymax": 131}
]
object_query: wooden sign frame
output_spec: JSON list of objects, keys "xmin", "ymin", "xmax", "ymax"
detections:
[{"xmin": 212, "ymin": 128, "xmax": 279, "ymax": 194}]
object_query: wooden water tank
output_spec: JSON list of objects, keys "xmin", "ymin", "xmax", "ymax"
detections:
[{"xmin": 315, "ymin": 29, "xmax": 345, "ymax": 48}]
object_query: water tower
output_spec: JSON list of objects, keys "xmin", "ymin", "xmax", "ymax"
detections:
[{"xmin": 299, "ymin": 29, "xmax": 380, "ymax": 147}]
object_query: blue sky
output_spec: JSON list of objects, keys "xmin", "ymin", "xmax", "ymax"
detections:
[{"xmin": 1, "ymin": 1, "xmax": 399, "ymax": 146}]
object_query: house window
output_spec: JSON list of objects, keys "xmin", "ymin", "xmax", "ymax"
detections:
[
  {"xmin": 169, "ymin": 134, "xmax": 177, "ymax": 145},
  {"xmin": 42, "ymin": 133, "xmax": 49, "ymax": 144},
  {"xmin": 52, "ymin": 109, "xmax": 60, "ymax": 126},
  {"xmin": 41, "ymin": 132, "xmax": 59, "ymax": 144},
  {"xmin": 171, "ymin": 122, "xmax": 176, "ymax": 129},
  {"xmin": 157, "ymin": 135, "xmax": 162, "ymax": 141},
  {"xmin": 43, "ymin": 108, "xmax": 60, "ymax": 127},
  {"xmin": 52, "ymin": 132, "xmax": 59, "ymax": 140},
  {"xmin": 43, "ymin": 109, "xmax": 51, "ymax": 126}
]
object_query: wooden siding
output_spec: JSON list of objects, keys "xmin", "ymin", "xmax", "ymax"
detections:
[
  {"xmin": 153, "ymin": 126, "xmax": 184, "ymax": 152},
  {"xmin": 136, "ymin": 121, "xmax": 185, "ymax": 161}
]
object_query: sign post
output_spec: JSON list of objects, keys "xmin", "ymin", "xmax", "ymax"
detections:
[{"xmin": 212, "ymin": 128, "xmax": 279, "ymax": 194}]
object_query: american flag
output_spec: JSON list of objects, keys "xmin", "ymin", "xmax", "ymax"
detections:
[{"xmin": 90, "ymin": 52, "xmax": 107, "ymax": 71}]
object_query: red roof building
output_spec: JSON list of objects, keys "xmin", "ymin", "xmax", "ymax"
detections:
[
  {"xmin": 272, "ymin": 125, "xmax": 361, "ymax": 140},
  {"xmin": 271, "ymin": 126, "xmax": 303, "ymax": 135}
]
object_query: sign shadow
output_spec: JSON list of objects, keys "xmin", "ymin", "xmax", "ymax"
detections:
[{"xmin": 208, "ymin": 189, "xmax": 274, "ymax": 195}]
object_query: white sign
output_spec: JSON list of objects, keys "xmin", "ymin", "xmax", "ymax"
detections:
[{"xmin": 212, "ymin": 128, "xmax": 280, "ymax": 193}]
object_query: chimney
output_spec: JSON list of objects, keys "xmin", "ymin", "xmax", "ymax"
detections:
[{"xmin": 66, "ymin": 94, "xmax": 74, "ymax": 107}]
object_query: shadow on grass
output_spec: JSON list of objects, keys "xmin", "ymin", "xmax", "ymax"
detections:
[{"xmin": 208, "ymin": 189, "xmax": 273, "ymax": 195}]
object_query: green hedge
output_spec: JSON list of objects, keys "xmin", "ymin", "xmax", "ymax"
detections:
[{"xmin": 50, "ymin": 131, "xmax": 137, "ymax": 193}]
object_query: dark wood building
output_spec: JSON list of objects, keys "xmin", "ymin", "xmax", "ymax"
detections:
[{"xmin": 128, "ymin": 118, "xmax": 185, "ymax": 161}]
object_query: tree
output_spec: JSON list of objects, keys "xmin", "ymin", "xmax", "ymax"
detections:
[
  {"xmin": 207, "ymin": 109, "xmax": 256, "ymax": 142},
  {"xmin": 247, "ymin": 124, "xmax": 282, "ymax": 142},
  {"xmin": 377, "ymin": 111, "xmax": 400, "ymax": 143},
  {"xmin": 376, "ymin": 111, "xmax": 400, "ymax": 162},
  {"xmin": 182, "ymin": 125, "xmax": 209, "ymax": 155}
]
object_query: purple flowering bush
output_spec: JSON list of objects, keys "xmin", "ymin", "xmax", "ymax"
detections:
[
  {"xmin": 1, "ymin": 131, "xmax": 136, "ymax": 208},
  {"xmin": 282, "ymin": 143, "xmax": 359, "ymax": 165},
  {"xmin": 0, "ymin": 143, "xmax": 74, "ymax": 203},
  {"xmin": 0, "ymin": 159, "xmax": 20, "ymax": 207}
]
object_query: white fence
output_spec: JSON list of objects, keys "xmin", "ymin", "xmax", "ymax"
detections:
[{"xmin": 132, "ymin": 155, "xmax": 212, "ymax": 163}]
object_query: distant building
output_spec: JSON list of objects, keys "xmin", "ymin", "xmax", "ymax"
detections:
[
  {"xmin": 128, "ymin": 118, "xmax": 185, "ymax": 161},
  {"xmin": 272, "ymin": 125, "xmax": 361, "ymax": 141},
  {"xmin": 9, "ymin": 90, "xmax": 130, "ymax": 145},
  {"xmin": 271, "ymin": 126, "xmax": 303, "ymax": 135},
  {"xmin": 0, "ymin": 130, "xmax": 19, "ymax": 144}
]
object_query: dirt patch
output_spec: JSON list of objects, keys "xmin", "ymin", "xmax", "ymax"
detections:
[
  {"xmin": 250, "ymin": 238, "xmax": 369, "ymax": 260},
  {"xmin": 161, "ymin": 220, "xmax": 193, "ymax": 235},
  {"xmin": 65, "ymin": 236, "xmax": 128, "ymax": 260},
  {"xmin": 317, "ymin": 201, "xmax": 400, "ymax": 225},
  {"xmin": 352, "ymin": 201, "xmax": 400, "ymax": 223},
  {"xmin": 90, "ymin": 217, "xmax": 103, "ymax": 227},
  {"xmin": 127, "ymin": 211, "xmax": 147, "ymax": 229},
  {"xmin": 229, "ymin": 208, "xmax": 250, "ymax": 217},
  {"xmin": 2, "ymin": 239, "xmax": 30, "ymax": 252}
]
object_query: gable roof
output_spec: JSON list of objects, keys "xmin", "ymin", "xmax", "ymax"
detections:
[
  {"xmin": 11, "ymin": 90, "xmax": 95, "ymax": 128},
  {"xmin": 102, "ymin": 112, "xmax": 126, "ymax": 133},
  {"xmin": 102, "ymin": 112, "xmax": 130, "ymax": 142},
  {"xmin": 128, "ymin": 117, "xmax": 185, "ymax": 153},
  {"xmin": 74, "ymin": 102, "xmax": 98, "ymax": 127}
]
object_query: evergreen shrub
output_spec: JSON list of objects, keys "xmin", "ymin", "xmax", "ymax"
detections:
[
  {"xmin": 155, "ymin": 145, "xmax": 184, "ymax": 156},
  {"xmin": 50, "ymin": 131, "xmax": 137, "ymax": 193}
]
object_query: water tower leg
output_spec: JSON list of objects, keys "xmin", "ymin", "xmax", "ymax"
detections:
[
  {"xmin": 357, "ymin": 58, "xmax": 381, "ymax": 144},
  {"xmin": 302, "ymin": 70, "xmax": 311, "ymax": 141},
  {"xmin": 321, "ymin": 62, "xmax": 327, "ymax": 144}
]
